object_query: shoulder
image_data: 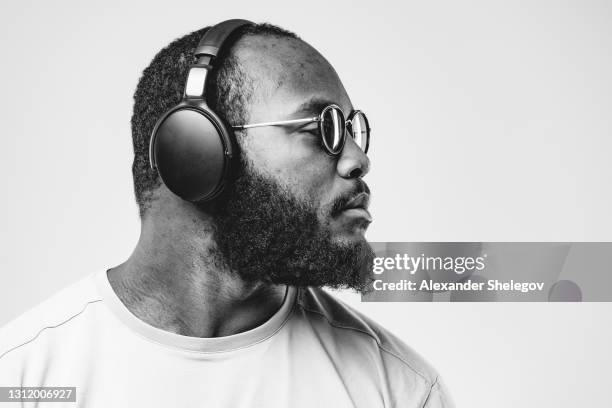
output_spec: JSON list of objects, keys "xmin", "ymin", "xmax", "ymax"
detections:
[
  {"xmin": 296, "ymin": 287, "xmax": 439, "ymax": 382},
  {"xmin": 0, "ymin": 272, "xmax": 103, "ymax": 364},
  {"xmin": 294, "ymin": 287, "xmax": 455, "ymax": 407}
]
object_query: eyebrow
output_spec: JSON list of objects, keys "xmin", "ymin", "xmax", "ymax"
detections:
[{"xmin": 292, "ymin": 97, "xmax": 339, "ymax": 116}]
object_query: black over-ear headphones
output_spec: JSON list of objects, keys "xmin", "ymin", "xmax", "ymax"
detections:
[{"xmin": 149, "ymin": 19, "xmax": 253, "ymax": 202}]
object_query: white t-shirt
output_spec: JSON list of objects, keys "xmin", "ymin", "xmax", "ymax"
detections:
[{"xmin": 0, "ymin": 270, "xmax": 454, "ymax": 407}]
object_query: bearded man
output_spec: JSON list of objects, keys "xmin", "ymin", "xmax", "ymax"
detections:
[{"xmin": 0, "ymin": 20, "xmax": 453, "ymax": 408}]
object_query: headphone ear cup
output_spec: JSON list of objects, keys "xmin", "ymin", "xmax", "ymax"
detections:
[{"xmin": 151, "ymin": 105, "xmax": 233, "ymax": 202}]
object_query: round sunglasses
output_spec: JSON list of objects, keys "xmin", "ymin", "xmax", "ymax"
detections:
[{"xmin": 232, "ymin": 104, "xmax": 370, "ymax": 156}]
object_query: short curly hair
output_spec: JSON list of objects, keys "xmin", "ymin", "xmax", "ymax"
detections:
[{"xmin": 130, "ymin": 23, "xmax": 298, "ymax": 217}]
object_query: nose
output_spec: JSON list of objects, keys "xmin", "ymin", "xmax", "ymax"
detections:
[{"xmin": 336, "ymin": 135, "xmax": 370, "ymax": 179}]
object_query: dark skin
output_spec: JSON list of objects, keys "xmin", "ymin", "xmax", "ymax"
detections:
[{"xmin": 108, "ymin": 34, "xmax": 371, "ymax": 338}]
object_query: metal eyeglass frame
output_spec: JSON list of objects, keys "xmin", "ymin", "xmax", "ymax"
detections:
[{"xmin": 231, "ymin": 104, "xmax": 370, "ymax": 156}]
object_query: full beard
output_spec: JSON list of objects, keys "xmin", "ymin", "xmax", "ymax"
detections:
[{"xmin": 203, "ymin": 157, "xmax": 374, "ymax": 293}]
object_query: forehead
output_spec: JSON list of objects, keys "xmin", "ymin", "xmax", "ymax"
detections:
[{"xmin": 232, "ymin": 34, "xmax": 352, "ymax": 119}]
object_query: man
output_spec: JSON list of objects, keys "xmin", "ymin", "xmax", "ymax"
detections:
[{"xmin": 0, "ymin": 20, "xmax": 453, "ymax": 407}]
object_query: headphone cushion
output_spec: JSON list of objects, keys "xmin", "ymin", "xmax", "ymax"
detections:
[{"xmin": 152, "ymin": 107, "xmax": 230, "ymax": 202}]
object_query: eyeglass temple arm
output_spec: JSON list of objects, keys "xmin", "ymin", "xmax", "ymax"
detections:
[{"xmin": 232, "ymin": 117, "xmax": 319, "ymax": 130}]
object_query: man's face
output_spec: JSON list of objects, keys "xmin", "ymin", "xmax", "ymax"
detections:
[{"xmin": 209, "ymin": 35, "xmax": 374, "ymax": 291}]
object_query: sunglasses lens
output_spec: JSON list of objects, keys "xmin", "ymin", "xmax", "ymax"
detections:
[
  {"xmin": 349, "ymin": 112, "xmax": 370, "ymax": 154},
  {"xmin": 321, "ymin": 106, "xmax": 345, "ymax": 154}
]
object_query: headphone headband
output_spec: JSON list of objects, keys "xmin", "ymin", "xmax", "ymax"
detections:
[
  {"xmin": 194, "ymin": 19, "xmax": 253, "ymax": 59},
  {"xmin": 184, "ymin": 19, "xmax": 253, "ymax": 99}
]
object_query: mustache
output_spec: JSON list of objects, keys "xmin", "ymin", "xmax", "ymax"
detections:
[{"xmin": 330, "ymin": 180, "xmax": 371, "ymax": 217}]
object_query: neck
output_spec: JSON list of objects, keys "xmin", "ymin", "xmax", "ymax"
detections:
[{"xmin": 108, "ymin": 201, "xmax": 287, "ymax": 338}]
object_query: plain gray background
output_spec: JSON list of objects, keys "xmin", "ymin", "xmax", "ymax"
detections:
[{"xmin": 1, "ymin": 0, "xmax": 611, "ymax": 406}]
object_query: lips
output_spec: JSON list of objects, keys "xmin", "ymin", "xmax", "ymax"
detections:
[
  {"xmin": 343, "ymin": 192, "xmax": 370, "ymax": 211},
  {"xmin": 338, "ymin": 193, "xmax": 372, "ymax": 224}
]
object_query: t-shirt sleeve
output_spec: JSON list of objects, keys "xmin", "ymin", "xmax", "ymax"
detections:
[{"xmin": 422, "ymin": 377, "xmax": 455, "ymax": 408}]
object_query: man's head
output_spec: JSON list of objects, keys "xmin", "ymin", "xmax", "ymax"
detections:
[{"xmin": 131, "ymin": 22, "xmax": 374, "ymax": 291}]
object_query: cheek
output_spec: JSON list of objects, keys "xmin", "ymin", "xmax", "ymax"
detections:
[
  {"xmin": 282, "ymin": 158, "xmax": 336, "ymax": 209},
  {"xmin": 242, "ymin": 130, "xmax": 337, "ymax": 204}
]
